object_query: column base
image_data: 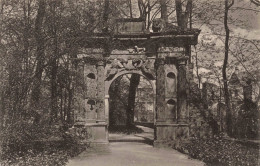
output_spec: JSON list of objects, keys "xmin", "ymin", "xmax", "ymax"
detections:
[
  {"xmin": 154, "ymin": 123, "xmax": 189, "ymax": 148},
  {"xmin": 69, "ymin": 123, "xmax": 108, "ymax": 144}
]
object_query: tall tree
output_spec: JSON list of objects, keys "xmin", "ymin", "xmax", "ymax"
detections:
[
  {"xmin": 103, "ymin": 0, "xmax": 109, "ymax": 32},
  {"xmin": 223, "ymin": 0, "xmax": 234, "ymax": 137},
  {"xmin": 160, "ymin": 0, "xmax": 167, "ymax": 21},
  {"xmin": 49, "ymin": 0, "xmax": 59, "ymax": 122},
  {"xmin": 31, "ymin": 0, "xmax": 46, "ymax": 108},
  {"xmin": 126, "ymin": 74, "xmax": 140, "ymax": 126},
  {"xmin": 175, "ymin": 0, "xmax": 192, "ymax": 29}
]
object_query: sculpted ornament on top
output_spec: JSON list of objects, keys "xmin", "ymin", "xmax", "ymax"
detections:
[{"xmin": 105, "ymin": 57, "xmax": 155, "ymax": 81}]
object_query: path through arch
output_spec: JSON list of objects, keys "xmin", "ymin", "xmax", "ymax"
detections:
[{"xmin": 107, "ymin": 73, "xmax": 155, "ymax": 144}]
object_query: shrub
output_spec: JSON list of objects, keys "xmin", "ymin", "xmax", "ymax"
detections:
[
  {"xmin": 175, "ymin": 136, "xmax": 259, "ymax": 166},
  {"xmin": 0, "ymin": 137, "xmax": 86, "ymax": 166},
  {"xmin": 0, "ymin": 119, "xmax": 86, "ymax": 165}
]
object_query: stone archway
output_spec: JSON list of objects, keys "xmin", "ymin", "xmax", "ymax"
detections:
[
  {"xmin": 105, "ymin": 70, "xmax": 156, "ymax": 97},
  {"xmin": 72, "ymin": 48, "xmax": 190, "ymax": 146},
  {"xmin": 105, "ymin": 70, "xmax": 156, "ymax": 140},
  {"xmin": 104, "ymin": 70, "xmax": 156, "ymax": 126},
  {"xmin": 71, "ymin": 27, "xmax": 200, "ymax": 147}
]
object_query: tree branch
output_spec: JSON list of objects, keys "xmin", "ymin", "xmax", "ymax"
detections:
[
  {"xmin": 227, "ymin": 0, "xmax": 234, "ymax": 9},
  {"xmin": 251, "ymin": 0, "xmax": 260, "ymax": 6}
]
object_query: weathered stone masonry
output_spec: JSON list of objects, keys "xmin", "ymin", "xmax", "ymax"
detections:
[{"xmin": 70, "ymin": 28, "xmax": 200, "ymax": 147}]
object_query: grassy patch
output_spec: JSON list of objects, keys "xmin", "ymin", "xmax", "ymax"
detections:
[{"xmin": 175, "ymin": 137, "xmax": 259, "ymax": 166}]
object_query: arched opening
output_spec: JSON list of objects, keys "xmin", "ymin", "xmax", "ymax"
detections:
[
  {"xmin": 167, "ymin": 72, "xmax": 176, "ymax": 79},
  {"xmin": 107, "ymin": 73, "xmax": 155, "ymax": 144},
  {"xmin": 87, "ymin": 73, "xmax": 96, "ymax": 79},
  {"xmin": 166, "ymin": 72, "xmax": 176, "ymax": 96},
  {"xmin": 166, "ymin": 99, "xmax": 177, "ymax": 121}
]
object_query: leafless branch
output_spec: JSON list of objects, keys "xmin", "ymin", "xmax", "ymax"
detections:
[{"xmin": 250, "ymin": 0, "xmax": 260, "ymax": 6}]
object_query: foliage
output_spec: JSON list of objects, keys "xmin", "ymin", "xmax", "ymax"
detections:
[
  {"xmin": 0, "ymin": 107, "xmax": 85, "ymax": 165},
  {"xmin": 0, "ymin": 1, "xmax": 104, "ymax": 163},
  {"xmin": 0, "ymin": 133, "xmax": 86, "ymax": 166},
  {"xmin": 233, "ymin": 100, "xmax": 259, "ymax": 139},
  {"xmin": 189, "ymin": 79, "xmax": 260, "ymax": 139},
  {"xmin": 189, "ymin": 104, "xmax": 213, "ymax": 138},
  {"xmin": 176, "ymin": 136, "xmax": 259, "ymax": 166},
  {"xmin": 191, "ymin": 0, "xmax": 260, "ymax": 100},
  {"xmin": 189, "ymin": 81, "xmax": 220, "ymax": 137}
]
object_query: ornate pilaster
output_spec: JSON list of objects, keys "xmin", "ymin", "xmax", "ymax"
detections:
[
  {"xmin": 154, "ymin": 47, "xmax": 189, "ymax": 148},
  {"xmin": 96, "ymin": 60, "xmax": 105, "ymax": 122},
  {"xmin": 71, "ymin": 49, "xmax": 108, "ymax": 144},
  {"xmin": 83, "ymin": 58, "xmax": 98, "ymax": 123},
  {"xmin": 165, "ymin": 57, "xmax": 177, "ymax": 122},
  {"xmin": 177, "ymin": 58, "xmax": 188, "ymax": 123},
  {"xmin": 155, "ymin": 57, "xmax": 166, "ymax": 121}
]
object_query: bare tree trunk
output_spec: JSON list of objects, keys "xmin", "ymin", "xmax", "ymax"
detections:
[
  {"xmin": 147, "ymin": 2, "xmax": 152, "ymax": 29},
  {"xmin": 175, "ymin": 0, "xmax": 182, "ymax": 26},
  {"xmin": 64, "ymin": 88, "xmax": 67, "ymax": 121},
  {"xmin": 160, "ymin": 0, "xmax": 168, "ymax": 22},
  {"xmin": 0, "ymin": 91, "xmax": 5, "ymax": 128},
  {"xmin": 138, "ymin": 0, "xmax": 144, "ymax": 19},
  {"xmin": 129, "ymin": 0, "xmax": 133, "ymax": 18},
  {"xmin": 60, "ymin": 87, "xmax": 63, "ymax": 121},
  {"xmin": 250, "ymin": 0, "xmax": 260, "ymax": 6},
  {"xmin": 126, "ymin": 74, "xmax": 140, "ymax": 127},
  {"xmin": 67, "ymin": 82, "xmax": 72, "ymax": 125},
  {"xmin": 223, "ymin": 0, "xmax": 234, "ymax": 137},
  {"xmin": 50, "ymin": 59, "xmax": 58, "ymax": 121},
  {"xmin": 50, "ymin": 1, "xmax": 58, "ymax": 123},
  {"xmin": 175, "ymin": 0, "xmax": 192, "ymax": 29},
  {"xmin": 67, "ymin": 44, "xmax": 78, "ymax": 125},
  {"xmin": 22, "ymin": 2, "xmax": 29, "ymax": 73},
  {"xmin": 31, "ymin": 0, "xmax": 46, "ymax": 107},
  {"xmin": 103, "ymin": 0, "xmax": 109, "ymax": 32},
  {"xmin": 21, "ymin": 1, "xmax": 31, "ymax": 117}
]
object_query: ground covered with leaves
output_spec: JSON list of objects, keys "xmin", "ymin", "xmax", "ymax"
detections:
[
  {"xmin": 0, "ymin": 121, "xmax": 87, "ymax": 166},
  {"xmin": 0, "ymin": 137, "xmax": 86, "ymax": 166},
  {"xmin": 175, "ymin": 136, "xmax": 259, "ymax": 166}
]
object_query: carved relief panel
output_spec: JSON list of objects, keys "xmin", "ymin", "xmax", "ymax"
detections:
[
  {"xmin": 105, "ymin": 53, "xmax": 156, "ymax": 82},
  {"xmin": 84, "ymin": 65, "xmax": 97, "ymax": 98},
  {"xmin": 84, "ymin": 64, "xmax": 98, "ymax": 121},
  {"xmin": 165, "ymin": 65, "xmax": 177, "ymax": 98},
  {"xmin": 165, "ymin": 60, "xmax": 178, "ymax": 121}
]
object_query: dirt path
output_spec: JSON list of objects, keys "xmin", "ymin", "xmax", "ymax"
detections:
[{"xmin": 67, "ymin": 126, "xmax": 205, "ymax": 166}]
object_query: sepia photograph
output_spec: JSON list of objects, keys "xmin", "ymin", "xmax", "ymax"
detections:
[{"xmin": 0, "ymin": 0, "xmax": 259, "ymax": 165}]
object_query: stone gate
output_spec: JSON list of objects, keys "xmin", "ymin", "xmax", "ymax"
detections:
[{"xmin": 70, "ymin": 20, "xmax": 200, "ymax": 147}]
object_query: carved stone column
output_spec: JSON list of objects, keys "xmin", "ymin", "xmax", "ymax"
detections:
[
  {"xmin": 96, "ymin": 60, "xmax": 105, "ymax": 122},
  {"xmin": 155, "ymin": 57, "xmax": 166, "ymax": 121},
  {"xmin": 72, "ymin": 49, "xmax": 108, "ymax": 144},
  {"xmin": 154, "ymin": 47, "xmax": 190, "ymax": 147},
  {"xmin": 177, "ymin": 59, "xmax": 188, "ymax": 123},
  {"xmin": 84, "ymin": 59, "xmax": 98, "ymax": 123},
  {"xmin": 104, "ymin": 95, "xmax": 109, "ymax": 124},
  {"xmin": 154, "ymin": 48, "xmax": 169, "ymax": 147}
]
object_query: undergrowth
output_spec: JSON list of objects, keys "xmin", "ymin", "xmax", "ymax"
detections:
[{"xmin": 175, "ymin": 136, "xmax": 259, "ymax": 166}]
